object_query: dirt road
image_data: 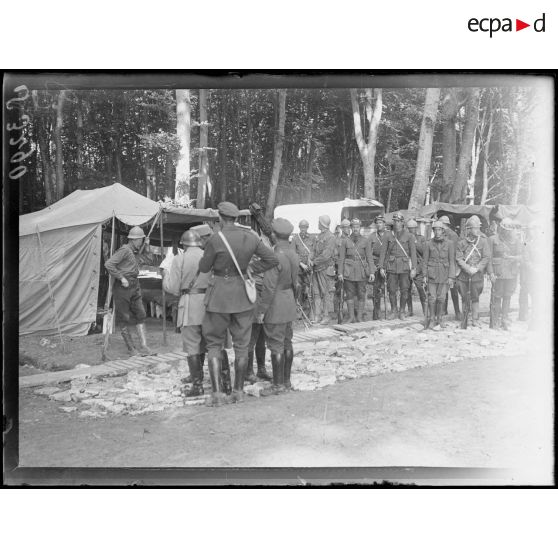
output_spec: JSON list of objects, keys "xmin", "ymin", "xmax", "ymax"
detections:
[{"xmin": 17, "ymin": 352, "xmax": 552, "ymax": 483}]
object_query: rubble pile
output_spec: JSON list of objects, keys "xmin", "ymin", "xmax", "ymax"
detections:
[{"xmin": 33, "ymin": 318, "xmax": 533, "ymax": 418}]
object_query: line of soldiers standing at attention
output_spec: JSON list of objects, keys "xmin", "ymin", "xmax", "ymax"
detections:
[{"xmin": 105, "ymin": 201, "xmax": 538, "ymax": 408}]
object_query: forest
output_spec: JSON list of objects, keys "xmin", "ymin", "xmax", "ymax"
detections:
[{"xmin": 14, "ymin": 85, "xmax": 539, "ymax": 218}]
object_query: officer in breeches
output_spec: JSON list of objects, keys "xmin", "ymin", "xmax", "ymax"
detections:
[
  {"xmin": 199, "ymin": 202, "xmax": 278, "ymax": 406},
  {"xmin": 455, "ymin": 215, "xmax": 490, "ymax": 328},
  {"xmin": 105, "ymin": 226, "xmax": 155, "ymax": 356},
  {"xmin": 487, "ymin": 217, "xmax": 521, "ymax": 330},
  {"xmin": 422, "ymin": 221, "xmax": 456, "ymax": 329},
  {"xmin": 406, "ymin": 219, "xmax": 427, "ymax": 317},
  {"xmin": 292, "ymin": 219, "xmax": 316, "ymax": 319},
  {"xmin": 369, "ymin": 215, "xmax": 391, "ymax": 320},
  {"xmin": 439, "ymin": 215, "xmax": 461, "ymax": 320},
  {"xmin": 257, "ymin": 218, "xmax": 299, "ymax": 396},
  {"xmin": 378, "ymin": 212, "xmax": 417, "ymax": 320},
  {"xmin": 338, "ymin": 218, "xmax": 375, "ymax": 322}
]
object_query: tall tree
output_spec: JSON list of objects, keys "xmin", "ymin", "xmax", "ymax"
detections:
[
  {"xmin": 449, "ymin": 88, "xmax": 480, "ymax": 203},
  {"xmin": 175, "ymin": 89, "xmax": 191, "ymax": 202},
  {"xmin": 53, "ymin": 90, "xmax": 66, "ymax": 200},
  {"xmin": 350, "ymin": 88, "xmax": 382, "ymax": 199},
  {"xmin": 265, "ymin": 89, "xmax": 287, "ymax": 219},
  {"xmin": 440, "ymin": 89, "xmax": 459, "ymax": 201},
  {"xmin": 197, "ymin": 89, "xmax": 209, "ymax": 208},
  {"xmin": 408, "ymin": 88, "xmax": 440, "ymax": 211}
]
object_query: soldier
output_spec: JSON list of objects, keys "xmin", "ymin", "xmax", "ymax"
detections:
[
  {"xmin": 105, "ymin": 225, "xmax": 154, "ymax": 356},
  {"xmin": 455, "ymin": 215, "xmax": 491, "ymax": 328},
  {"xmin": 487, "ymin": 217, "xmax": 522, "ymax": 330},
  {"xmin": 422, "ymin": 221, "xmax": 456, "ymax": 329},
  {"xmin": 406, "ymin": 219, "xmax": 427, "ymax": 316},
  {"xmin": 310, "ymin": 215, "xmax": 337, "ymax": 325},
  {"xmin": 332, "ymin": 219, "xmax": 351, "ymax": 319},
  {"xmin": 369, "ymin": 215, "xmax": 391, "ymax": 320},
  {"xmin": 338, "ymin": 218, "xmax": 375, "ymax": 322},
  {"xmin": 378, "ymin": 212, "xmax": 417, "ymax": 320},
  {"xmin": 162, "ymin": 230, "xmax": 225, "ymax": 397},
  {"xmin": 292, "ymin": 219, "xmax": 316, "ymax": 319},
  {"xmin": 257, "ymin": 218, "xmax": 299, "ymax": 396},
  {"xmin": 199, "ymin": 201, "xmax": 278, "ymax": 406},
  {"xmin": 439, "ymin": 215, "xmax": 461, "ymax": 320}
]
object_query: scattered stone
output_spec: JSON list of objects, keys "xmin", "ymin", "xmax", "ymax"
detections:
[
  {"xmin": 80, "ymin": 410, "xmax": 107, "ymax": 419},
  {"xmin": 480, "ymin": 340, "xmax": 490, "ymax": 347},
  {"xmin": 184, "ymin": 397, "xmax": 207, "ymax": 406},
  {"xmin": 291, "ymin": 373, "xmax": 318, "ymax": 391},
  {"xmin": 153, "ymin": 362, "xmax": 172, "ymax": 373},
  {"xmin": 74, "ymin": 363, "xmax": 91, "ymax": 369},
  {"xmin": 49, "ymin": 390, "xmax": 73, "ymax": 402},
  {"xmin": 39, "ymin": 337, "xmax": 51, "ymax": 347},
  {"xmin": 60, "ymin": 406, "xmax": 77, "ymax": 413},
  {"xmin": 34, "ymin": 386, "xmax": 62, "ymax": 396},
  {"xmin": 314, "ymin": 340, "xmax": 330, "ymax": 349},
  {"xmin": 244, "ymin": 382, "xmax": 268, "ymax": 397}
]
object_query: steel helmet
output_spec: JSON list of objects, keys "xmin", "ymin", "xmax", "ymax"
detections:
[
  {"xmin": 299, "ymin": 219, "xmax": 309, "ymax": 228},
  {"xmin": 350, "ymin": 218, "xmax": 361, "ymax": 226},
  {"xmin": 128, "ymin": 226, "xmax": 146, "ymax": 239},
  {"xmin": 392, "ymin": 212, "xmax": 404, "ymax": 222},
  {"xmin": 407, "ymin": 219, "xmax": 418, "ymax": 228},
  {"xmin": 466, "ymin": 215, "xmax": 481, "ymax": 228},
  {"xmin": 180, "ymin": 230, "xmax": 202, "ymax": 247},
  {"xmin": 432, "ymin": 221, "xmax": 445, "ymax": 230},
  {"xmin": 340, "ymin": 219, "xmax": 351, "ymax": 227},
  {"xmin": 439, "ymin": 215, "xmax": 451, "ymax": 225},
  {"xmin": 499, "ymin": 217, "xmax": 515, "ymax": 230}
]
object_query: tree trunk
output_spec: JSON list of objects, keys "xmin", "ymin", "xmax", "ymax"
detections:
[
  {"xmin": 219, "ymin": 93, "xmax": 228, "ymax": 202},
  {"xmin": 76, "ymin": 97, "xmax": 84, "ymax": 181},
  {"xmin": 246, "ymin": 92, "xmax": 255, "ymax": 203},
  {"xmin": 350, "ymin": 88, "xmax": 382, "ymax": 199},
  {"xmin": 175, "ymin": 89, "xmax": 191, "ymax": 202},
  {"xmin": 53, "ymin": 90, "xmax": 66, "ymax": 201},
  {"xmin": 480, "ymin": 99, "xmax": 494, "ymax": 205},
  {"xmin": 197, "ymin": 89, "xmax": 209, "ymax": 208},
  {"xmin": 408, "ymin": 88, "xmax": 440, "ymax": 211},
  {"xmin": 33, "ymin": 92, "xmax": 55, "ymax": 207},
  {"xmin": 440, "ymin": 89, "xmax": 459, "ymax": 202},
  {"xmin": 449, "ymin": 88, "xmax": 480, "ymax": 203},
  {"xmin": 265, "ymin": 90, "xmax": 287, "ymax": 220},
  {"xmin": 305, "ymin": 95, "xmax": 319, "ymax": 202}
]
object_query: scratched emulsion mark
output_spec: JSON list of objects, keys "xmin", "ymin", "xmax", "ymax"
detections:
[{"xmin": 6, "ymin": 84, "xmax": 35, "ymax": 180}]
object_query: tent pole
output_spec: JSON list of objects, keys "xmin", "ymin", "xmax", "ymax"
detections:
[
  {"xmin": 35, "ymin": 226, "xmax": 67, "ymax": 352},
  {"xmin": 160, "ymin": 209, "xmax": 167, "ymax": 346}
]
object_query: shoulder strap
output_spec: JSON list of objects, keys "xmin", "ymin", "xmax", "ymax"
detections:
[
  {"xmin": 464, "ymin": 236, "xmax": 480, "ymax": 263},
  {"xmin": 218, "ymin": 231, "xmax": 244, "ymax": 278},
  {"xmin": 376, "ymin": 232, "xmax": 383, "ymax": 246},
  {"xmin": 297, "ymin": 234, "xmax": 311, "ymax": 254},
  {"xmin": 394, "ymin": 235, "xmax": 410, "ymax": 260}
]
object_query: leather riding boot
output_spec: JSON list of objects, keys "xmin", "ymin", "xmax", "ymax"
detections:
[
  {"xmin": 206, "ymin": 356, "xmax": 227, "ymax": 407},
  {"xmin": 230, "ymin": 355, "xmax": 249, "ymax": 403},
  {"xmin": 313, "ymin": 298, "xmax": 322, "ymax": 323},
  {"xmin": 399, "ymin": 291, "xmax": 408, "ymax": 320},
  {"xmin": 121, "ymin": 327, "xmax": 138, "ymax": 356},
  {"xmin": 490, "ymin": 297, "xmax": 501, "ymax": 329},
  {"xmin": 184, "ymin": 355, "xmax": 204, "ymax": 397},
  {"xmin": 372, "ymin": 298, "xmax": 380, "ymax": 320},
  {"xmin": 387, "ymin": 294, "xmax": 398, "ymax": 319},
  {"xmin": 443, "ymin": 293, "xmax": 449, "ymax": 316},
  {"xmin": 437, "ymin": 301, "xmax": 446, "ymax": 328},
  {"xmin": 220, "ymin": 349, "xmax": 232, "ymax": 395},
  {"xmin": 261, "ymin": 352, "xmax": 285, "ymax": 396},
  {"xmin": 501, "ymin": 297, "xmax": 511, "ymax": 330},
  {"xmin": 471, "ymin": 302, "xmax": 480, "ymax": 327},
  {"xmin": 346, "ymin": 299, "xmax": 355, "ymax": 323},
  {"xmin": 283, "ymin": 348, "xmax": 294, "ymax": 390},
  {"xmin": 255, "ymin": 333, "xmax": 271, "ymax": 380},
  {"xmin": 135, "ymin": 323, "xmax": 154, "ymax": 356},
  {"xmin": 417, "ymin": 284, "xmax": 427, "ymax": 313},
  {"xmin": 407, "ymin": 287, "xmax": 413, "ymax": 316},
  {"xmin": 356, "ymin": 300, "xmax": 365, "ymax": 322},
  {"xmin": 424, "ymin": 301, "xmax": 435, "ymax": 329},
  {"xmin": 451, "ymin": 287, "xmax": 461, "ymax": 320},
  {"xmin": 245, "ymin": 350, "xmax": 258, "ymax": 384}
]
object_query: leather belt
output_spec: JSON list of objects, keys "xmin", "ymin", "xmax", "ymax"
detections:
[
  {"xmin": 214, "ymin": 271, "xmax": 242, "ymax": 277},
  {"xmin": 181, "ymin": 288, "xmax": 207, "ymax": 295}
]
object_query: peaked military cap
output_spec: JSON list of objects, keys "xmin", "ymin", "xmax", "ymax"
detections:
[
  {"xmin": 191, "ymin": 223, "xmax": 212, "ymax": 237},
  {"xmin": 218, "ymin": 201, "xmax": 240, "ymax": 218},
  {"xmin": 272, "ymin": 217, "xmax": 294, "ymax": 236}
]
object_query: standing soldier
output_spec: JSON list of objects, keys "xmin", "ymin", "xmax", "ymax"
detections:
[
  {"xmin": 162, "ymin": 230, "xmax": 227, "ymax": 397},
  {"xmin": 369, "ymin": 215, "xmax": 391, "ymax": 320},
  {"xmin": 422, "ymin": 221, "xmax": 456, "ymax": 329},
  {"xmin": 455, "ymin": 215, "xmax": 491, "ymax": 328},
  {"xmin": 338, "ymin": 218, "xmax": 375, "ymax": 322},
  {"xmin": 378, "ymin": 212, "xmax": 417, "ymax": 320},
  {"xmin": 406, "ymin": 219, "xmax": 427, "ymax": 317},
  {"xmin": 199, "ymin": 202, "xmax": 278, "ymax": 406},
  {"xmin": 332, "ymin": 219, "xmax": 351, "ymax": 319},
  {"xmin": 258, "ymin": 218, "xmax": 299, "ymax": 396},
  {"xmin": 310, "ymin": 215, "xmax": 337, "ymax": 325},
  {"xmin": 292, "ymin": 219, "xmax": 316, "ymax": 319},
  {"xmin": 487, "ymin": 217, "xmax": 522, "ymax": 330},
  {"xmin": 105, "ymin": 226, "xmax": 154, "ymax": 356},
  {"xmin": 439, "ymin": 215, "xmax": 461, "ymax": 320}
]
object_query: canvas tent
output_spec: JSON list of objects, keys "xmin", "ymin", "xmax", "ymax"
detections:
[
  {"xmin": 418, "ymin": 202, "xmax": 494, "ymax": 226},
  {"xmin": 489, "ymin": 204, "xmax": 540, "ymax": 226},
  {"xmin": 19, "ymin": 183, "xmax": 160, "ymax": 337}
]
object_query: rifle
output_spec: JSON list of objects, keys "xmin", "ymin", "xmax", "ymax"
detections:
[
  {"xmin": 337, "ymin": 275, "xmax": 344, "ymax": 324},
  {"xmin": 383, "ymin": 274, "xmax": 388, "ymax": 320},
  {"xmin": 461, "ymin": 276, "xmax": 471, "ymax": 329},
  {"xmin": 488, "ymin": 275, "xmax": 495, "ymax": 328},
  {"xmin": 249, "ymin": 202, "xmax": 273, "ymax": 241},
  {"xmin": 423, "ymin": 277, "xmax": 429, "ymax": 328}
]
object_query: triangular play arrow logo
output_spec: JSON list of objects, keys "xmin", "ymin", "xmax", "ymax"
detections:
[{"xmin": 516, "ymin": 19, "xmax": 530, "ymax": 31}]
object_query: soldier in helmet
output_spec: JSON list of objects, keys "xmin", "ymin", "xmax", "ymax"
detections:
[
  {"xmin": 332, "ymin": 218, "xmax": 351, "ymax": 319},
  {"xmin": 257, "ymin": 218, "xmax": 299, "ymax": 396},
  {"xmin": 439, "ymin": 215, "xmax": 461, "ymax": 320},
  {"xmin": 292, "ymin": 219, "xmax": 316, "ymax": 319},
  {"xmin": 487, "ymin": 217, "xmax": 522, "ymax": 330},
  {"xmin": 105, "ymin": 225, "xmax": 154, "ymax": 356},
  {"xmin": 163, "ymin": 229, "xmax": 232, "ymax": 397},
  {"xmin": 369, "ymin": 215, "xmax": 391, "ymax": 319},
  {"xmin": 338, "ymin": 218, "xmax": 375, "ymax": 322},
  {"xmin": 309, "ymin": 215, "xmax": 337, "ymax": 325},
  {"xmin": 199, "ymin": 201, "xmax": 278, "ymax": 406},
  {"xmin": 406, "ymin": 218, "xmax": 427, "ymax": 317},
  {"xmin": 422, "ymin": 221, "xmax": 456, "ymax": 329},
  {"xmin": 378, "ymin": 212, "xmax": 417, "ymax": 319},
  {"xmin": 456, "ymin": 215, "xmax": 491, "ymax": 328}
]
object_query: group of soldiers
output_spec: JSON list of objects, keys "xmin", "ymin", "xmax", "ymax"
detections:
[{"xmin": 104, "ymin": 201, "xmax": 535, "ymax": 408}]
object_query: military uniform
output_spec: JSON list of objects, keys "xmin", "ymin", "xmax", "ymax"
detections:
[
  {"xmin": 441, "ymin": 218, "xmax": 461, "ymax": 319},
  {"xmin": 407, "ymin": 222, "xmax": 427, "ymax": 316},
  {"xmin": 369, "ymin": 224, "xmax": 392, "ymax": 319},
  {"xmin": 456, "ymin": 226, "xmax": 490, "ymax": 328},
  {"xmin": 246, "ymin": 269, "xmax": 271, "ymax": 383},
  {"xmin": 338, "ymin": 229, "xmax": 375, "ymax": 322},
  {"xmin": 311, "ymin": 217, "xmax": 337, "ymax": 324},
  {"xmin": 259, "ymin": 219, "xmax": 299, "ymax": 396},
  {"xmin": 422, "ymin": 226, "xmax": 456, "ymax": 328},
  {"xmin": 292, "ymin": 230, "xmax": 316, "ymax": 318},
  {"xmin": 487, "ymin": 221, "xmax": 521, "ymax": 329},
  {"xmin": 378, "ymin": 217, "xmax": 417, "ymax": 319},
  {"xmin": 199, "ymin": 202, "xmax": 278, "ymax": 405}
]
